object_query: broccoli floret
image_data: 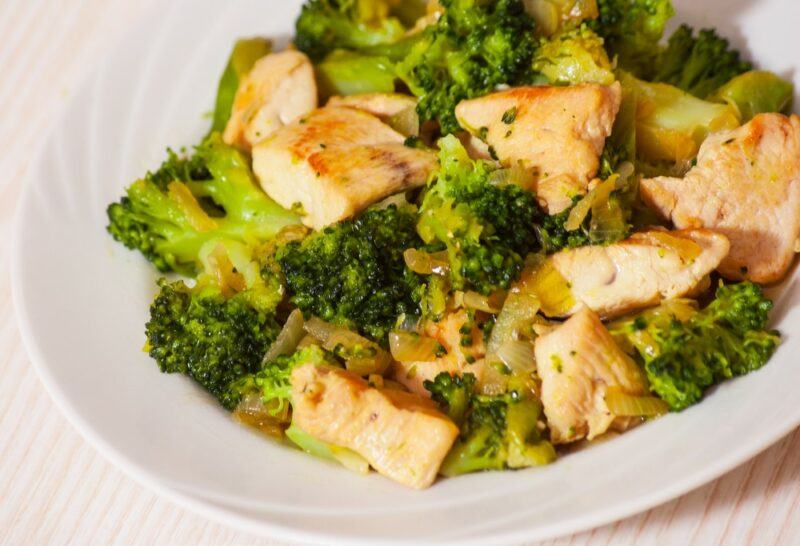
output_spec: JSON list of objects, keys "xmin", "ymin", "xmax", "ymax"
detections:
[
  {"xmin": 394, "ymin": 0, "xmax": 538, "ymax": 134},
  {"xmin": 278, "ymin": 205, "xmax": 423, "ymax": 342},
  {"xmin": 592, "ymin": 0, "xmax": 674, "ymax": 78},
  {"xmin": 417, "ymin": 136, "xmax": 543, "ymax": 294},
  {"xmin": 294, "ymin": 0, "xmax": 407, "ymax": 61},
  {"xmin": 146, "ymin": 274, "xmax": 282, "ymax": 410},
  {"xmin": 532, "ymin": 24, "xmax": 616, "ymax": 86},
  {"xmin": 226, "ymin": 345, "xmax": 336, "ymax": 418},
  {"xmin": 106, "ymin": 133, "xmax": 300, "ymax": 275},
  {"xmin": 653, "ymin": 25, "xmax": 751, "ymax": 99},
  {"xmin": 425, "ymin": 372, "xmax": 556, "ymax": 475},
  {"xmin": 609, "ymin": 282, "xmax": 780, "ymax": 411},
  {"xmin": 537, "ymin": 202, "xmax": 591, "ymax": 252}
]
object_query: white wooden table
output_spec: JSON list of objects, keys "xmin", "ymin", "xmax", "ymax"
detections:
[{"xmin": 1, "ymin": 1, "xmax": 799, "ymax": 544}]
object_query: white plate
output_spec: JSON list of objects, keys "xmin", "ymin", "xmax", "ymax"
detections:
[{"xmin": 12, "ymin": 0, "xmax": 800, "ymax": 544}]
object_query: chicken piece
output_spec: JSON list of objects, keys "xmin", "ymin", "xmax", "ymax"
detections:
[
  {"xmin": 537, "ymin": 229, "xmax": 729, "ymax": 319},
  {"xmin": 290, "ymin": 363, "xmax": 459, "ymax": 489},
  {"xmin": 391, "ymin": 310, "xmax": 500, "ymax": 397},
  {"xmin": 641, "ymin": 114, "xmax": 800, "ymax": 283},
  {"xmin": 252, "ymin": 106, "xmax": 437, "ymax": 229},
  {"xmin": 454, "ymin": 83, "xmax": 621, "ymax": 211},
  {"xmin": 535, "ymin": 306, "xmax": 649, "ymax": 444},
  {"xmin": 326, "ymin": 93, "xmax": 417, "ymax": 122},
  {"xmin": 223, "ymin": 50, "xmax": 317, "ymax": 151}
]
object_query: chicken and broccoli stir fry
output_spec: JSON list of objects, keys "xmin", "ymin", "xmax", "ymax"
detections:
[{"xmin": 106, "ymin": 0, "xmax": 795, "ymax": 489}]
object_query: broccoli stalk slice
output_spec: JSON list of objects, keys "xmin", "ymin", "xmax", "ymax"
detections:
[
  {"xmin": 609, "ymin": 282, "xmax": 780, "ymax": 411},
  {"xmin": 210, "ymin": 37, "xmax": 272, "ymax": 134}
]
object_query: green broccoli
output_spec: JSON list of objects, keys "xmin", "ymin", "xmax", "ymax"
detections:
[
  {"xmin": 591, "ymin": 0, "xmax": 674, "ymax": 78},
  {"xmin": 145, "ymin": 271, "xmax": 282, "ymax": 410},
  {"xmin": 394, "ymin": 0, "xmax": 539, "ymax": 134},
  {"xmin": 532, "ymin": 24, "xmax": 616, "ymax": 86},
  {"xmin": 106, "ymin": 133, "xmax": 300, "ymax": 275},
  {"xmin": 226, "ymin": 345, "xmax": 336, "ymax": 419},
  {"xmin": 277, "ymin": 205, "xmax": 424, "ymax": 342},
  {"xmin": 417, "ymin": 136, "xmax": 543, "ymax": 294},
  {"xmin": 425, "ymin": 372, "xmax": 556, "ymax": 475},
  {"xmin": 711, "ymin": 70, "xmax": 795, "ymax": 122},
  {"xmin": 294, "ymin": 0, "xmax": 407, "ymax": 61},
  {"xmin": 652, "ymin": 25, "xmax": 751, "ymax": 99},
  {"xmin": 609, "ymin": 282, "xmax": 780, "ymax": 411}
]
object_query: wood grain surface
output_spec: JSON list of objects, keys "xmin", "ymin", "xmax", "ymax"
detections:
[{"xmin": 1, "ymin": 1, "xmax": 798, "ymax": 544}]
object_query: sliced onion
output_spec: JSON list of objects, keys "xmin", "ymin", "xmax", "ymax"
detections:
[
  {"xmin": 303, "ymin": 316, "xmax": 340, "ymax": 343},
  {"xmin": 565, "ymin": 175, "xmax": 617, "ymax": 231},
  {"xmin": 489, "ymin": 164, "xmax": 536, "ymax": 190},
  {"xmin": 167, "ymin": 181, "xmax": 217, "ymax": 232},
  {"xmin": 630, "ymin": 231, "xmax": 702, "ymax": 262},
  {"xmin": 389, "ymin": 331, "xmax": 442, "ymax": 362},
  {"xmin": 494, "ymin": 339, "xmax": 536, "ymax": 373},
  {"xmin": 488, "ymin": 290, "xmax": 541, "ymax": 355},
  {"xmin": 524, "ymin": 260, "xmax": 576, "ymax": 317},
  {"xmin": 462, "ymin": 290, "xmax": 505, "ymax": 314},
  {"xmin": 232, "ymin": 394, "xmax": 287, "ymax": 438},
  {"xmin": 605, "ymin": 387, "xmax": 669, "ymax": 417},
  {"xmin": 262, "ymin": 309, "xmax": 305, "ymax": 365},
  {"xmin": 326, "ymin": 330, "xmax": 392, "ymax": 376},
  {"xmin": 403, "ymin": 248, "xmax": 450, "ymax": 275},
  {"xmin": 388, "ymin": 106, "xmax": 420, "ymax": 137}
]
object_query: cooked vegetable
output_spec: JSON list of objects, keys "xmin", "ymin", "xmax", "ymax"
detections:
[
  {"xmin": 425, "ymin": 372, "xmax": 556, "ymax": 475},
  {"xmin": 591, "ymin": 0, "xmax": 674, "ymax": 77},
  {"xmin": 145, "ymin": 248, "xmax": 284, "ymax": 410},
  {"xmin": 417, "ymin": 135, "xmax": 543, "ymax": 295},
  {"xmin": 315, "ymin": 50, "xmax": 398, "ymax": 98},
  {"xmin": 532, "ymin": 24, "xmax": 615, "ymax": 85},
  {"xmin": 620, "ymin": 71, "xmax": 740, "ymax": 164},
  {"xmin": 107, "ymin": 133, "xmax": 300, "ymax": 275},
  {"xmin": 525, "ymin": 0, "xmax": 599, "ymax": 36},
  {"xmin": 285, "ymin": 422, "xmax": 370, "ymax": 473},
  {"xmin": 278, "ymin": 205, "xmax": 424, "ymax": 341},
  {"xmin": 652, "ymin": 25, "xmax": 750, "ymax": 99},
  {"xmin": 711, "ymin": 70, "xmax": 794, "ymax": 122},
  {"xmin": 227, "ymin": 345, "xmax": 338, "ymax": 419},
  {"xmin": 609, "ymin": 282, "xmax": 780, "ymax": 411},
  {"xmin": 294, "ymin": 0, "xmax": 407, "ymax": 61},
  {"xmin": 393, "ymin": 0, "xmax": 539, "ymax": 133},
  {"xmin": 210, "ymin": 37, "xmax": 272, "ymax": 133}
]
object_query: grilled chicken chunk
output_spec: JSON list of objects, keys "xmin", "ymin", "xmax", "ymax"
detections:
[
  {"xmin": 290, "ymin": 363, "xmax": 459, "ymax": 489},
  {"xmin": 252, "ymin": 106, "xmax": 437, "ymax": 229},
  {"xmin": 538, "ymin": 229, "xmax": 729, "ymax": 319},
  {"xmin": 535, "ymin": 307, "xmax": 649, "ymax": 444},
  {"xmin": 455, "ymin": 83, "xmax": 621, "ymax": 212},
  {"xmin": 326, "ymin": 93, "xmax": 417, "ymax": 122},
  {"xmin": 391, "ymin": 310, "xmax": 498, "ymax": 397},
  {"xmin": 223, "ymin": 50, "xmax": 317, "ymax": 151},
  {"xmin": 641, "ymin": 113, "xmax": 800, "ymax": 283}
]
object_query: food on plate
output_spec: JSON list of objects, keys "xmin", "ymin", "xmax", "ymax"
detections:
[
  {"xmin": 641, "ymin": 114, "xmax": 800, "ymax": 283},
  {"xmin": 536, "ymin": 228, "xmax": 730, "ymax": 319},
  {"xmin": 106, "ymin": 0, "xmax": 792, "ymax": 489},
  {"xmin": 252, "ymin": 106, "xmax": 437, "ymax": 229},
  {"xmin": 455, "ymin": 83, "xmax": 622, "ymax": 211}
]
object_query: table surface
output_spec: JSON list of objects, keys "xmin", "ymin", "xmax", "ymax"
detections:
[{"xmin": 2, "ymin": 1, "xmax": 799, "ymax": 545}]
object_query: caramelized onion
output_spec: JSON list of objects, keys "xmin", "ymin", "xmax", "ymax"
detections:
[{"xmin": 389, "ymin": 331, "xmax": 442, "ymax": 362}]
